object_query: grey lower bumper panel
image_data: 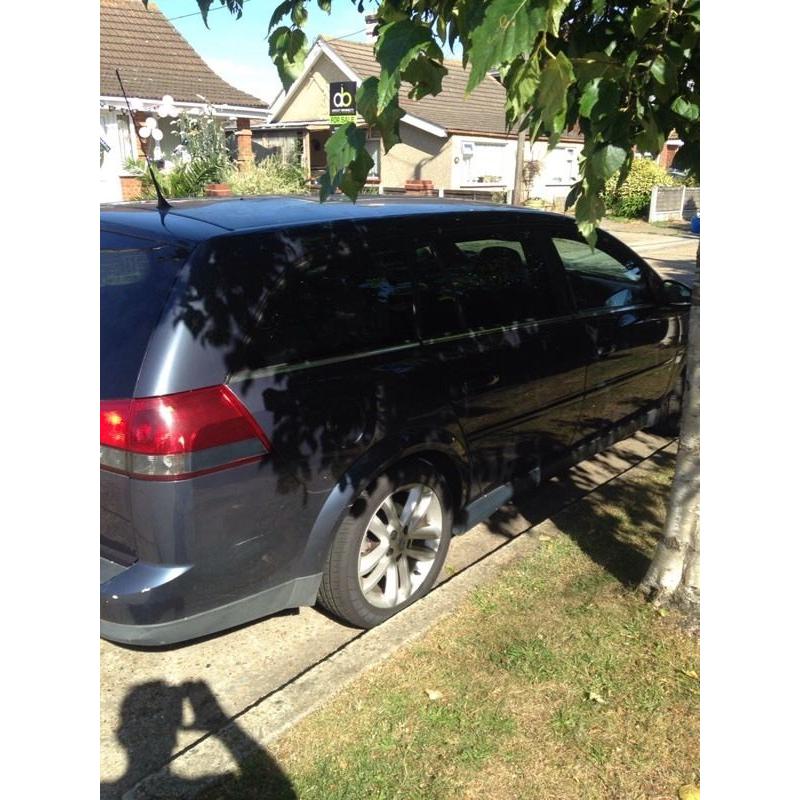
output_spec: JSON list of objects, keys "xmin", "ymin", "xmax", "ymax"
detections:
[{"xmin": 100, "ymin": 573, "xmax": 323, "ymax": 647}]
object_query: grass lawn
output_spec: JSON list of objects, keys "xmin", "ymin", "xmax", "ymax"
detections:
[{"xmin": 201, "ymin": 451, "xmax": 699, "ymax": 800}]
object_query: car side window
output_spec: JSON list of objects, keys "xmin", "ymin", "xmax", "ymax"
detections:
[
  {"xmin": 551, "ymin": 235, "xmax": 655, "ymax": 311},
  {"xmin": 199, "ymin": 224, "xmax": 416, "ymax": 371},
  {"xmin": 415, "ymin": 226, "xmax": 558, "ymax": 337}
]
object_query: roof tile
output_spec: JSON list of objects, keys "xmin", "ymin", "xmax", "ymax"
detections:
[
  {"xmin": 100, "ymin": 0, "xmax": 266, "ymax": 108},
  {"xmin": 326, "ymin": 38, "xmax": 509, "ymax": 136}
]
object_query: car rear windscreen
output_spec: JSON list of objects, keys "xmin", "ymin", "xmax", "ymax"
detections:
[{"xmin": 101, "ymin": 231, "xmax": 193, "ymax": 398}]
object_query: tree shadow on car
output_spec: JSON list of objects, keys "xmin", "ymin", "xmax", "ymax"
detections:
[{"xmin": 101, "ymin": 679, "xmax": 297, "ymax": 800}]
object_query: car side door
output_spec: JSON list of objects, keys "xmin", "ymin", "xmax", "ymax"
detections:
[
  {"xmin": 542, "ymin": 223, "xmax": 681, "ymax": 442},
  {"xmin": 410, "ymin": 214, "xmax": 590, "ymax": 496}
]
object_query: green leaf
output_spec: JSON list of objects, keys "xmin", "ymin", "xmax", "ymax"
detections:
[
  {"xmin": 339, "ymin": 147, "xmax": 374, "ymax": 199},
  {"xmin": 634, "ymin": 113, "xmax": 665, "ymax": 154},
  {"xmin": 455, "ymin": 0, "xmax": 487, "ymax": 51},
  {"xmin": 575, "ymin": 189, "xmax": 605, "ymax": 247},
  {"xmin": 316, "ymin": 0, "xmax": 331, "ymax": 12},
  {"xmin": 268, "ymin": 26, "xmax": 308, "ymax": 91},
  {"xmin": 356, "ymin": 77, "xmax": 405, "ymax": 151},
  {"xmin": 536, "ymin": 51, "xmax": 575, "ymax": 137},
  {"xmin": 321, "ymin": 124, "xmax": 373, "ymax": 202},
  {"xmin": 546, "ymin": 0, "xmax": 569, "ymax": 36},
  {"xmin": 578, "ymin": 78, "xmax": 601, "ymax": 118},
  {"xmin": 375, "ymin": 19, "xmax": 438, "ymax": 113},
  {"xmin": 671, "ymin": 97, "xmax": 700, "ymax": 121},
  {"xmin": 590, "ymin": 144, "xmax": 628, "ymax": 180},
  {"xmin": 290, "ymin": 1, "xmax": 308, "ymax": 27},
  {"xmin": 268, "ymin": 1, "xmax": 293, "ymax": 31},
  {"xmin": 376, "ymin": 20, "xmax": 434, "ymax": 78},
  {"xmin": 402, "ymin": 56, "xmax": 448, "ymax": 100},
  {"xmin": 503, "ymin": 56, "xmax": 540, "ymax": 125},
  {"xmin": 573, "ymin": 52, "xmax": 623, "ymax": 82},
  {"xmin": 650, "ymin": 55, "xmax": 667, "ymax": 84},
  {"xmin": 324, "ymin": 123, "xmax": 362, "ymax": 178},
  {"xmin": 466, "ymin": 0, "xmax": 548, "ymax": 94},
  {"xmin": 631, "ymin": 5, "xmax": 664, "ymax": 40},
  {"xmin": 195, "ymin": 0, "xmax": 213, "ymax": 28},
  {"xmin": 592, "ymin": 80, "xmax": 621, "ymax": 123},
  {"xmin": 269, "ymin": 26, "xmax": 308, "ymax": 89},
  {"xmin": 564, "ymin": 180, "xmax": 582, "ymax": 211}
]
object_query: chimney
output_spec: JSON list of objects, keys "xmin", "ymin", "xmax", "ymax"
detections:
[{"xmin": 365, "ymin": 14, "xmax": 378, "ymax": 38}]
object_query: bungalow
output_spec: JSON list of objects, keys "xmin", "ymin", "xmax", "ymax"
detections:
[
  {"xmin": 259, "ymin": 36, "xmax": 585, "ymax": 201},
  {"xmin": 99, "ymin": 0, "xmax": 271, "ymax": 202}
]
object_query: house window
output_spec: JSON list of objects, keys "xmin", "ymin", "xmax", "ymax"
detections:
[
  {"xmin": 542, "ymin": 146, "xmax": 579, "ymax": 186},
  {"xmin": 462, "ymin": 141, "xmax": 508, "ymax": 186}
]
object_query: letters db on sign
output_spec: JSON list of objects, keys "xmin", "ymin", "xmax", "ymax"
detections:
[{"xmin": 329, "ymin": 81, "xmax": 357, "ymax": 124}]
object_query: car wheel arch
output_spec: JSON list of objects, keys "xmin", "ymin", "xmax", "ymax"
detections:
[{"xmin": 298, "ymin": 432, "xmax": 470, "ymax": 579}]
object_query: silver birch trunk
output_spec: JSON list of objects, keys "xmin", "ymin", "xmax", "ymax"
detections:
[{"xmin": 640, "ymin": 250, "xmax": 700, "ymax": 607}]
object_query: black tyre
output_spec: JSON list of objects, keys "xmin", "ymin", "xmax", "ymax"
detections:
[{"xmin": 318, "ymin": 459, "xmax": 453, "ymax": 628}]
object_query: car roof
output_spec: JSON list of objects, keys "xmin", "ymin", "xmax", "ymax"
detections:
[{"xmin": 100, "ymin": 195, "xmax": 571, "ymax": 243}]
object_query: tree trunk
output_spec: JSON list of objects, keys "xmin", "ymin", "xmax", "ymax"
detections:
[
  {"xmin": 512, "ymin": 129, "xmax": 526, "ymax": 206},
  {"xmin": 640, "ymin": 249, "xmax": 700, "ymax": 607}
]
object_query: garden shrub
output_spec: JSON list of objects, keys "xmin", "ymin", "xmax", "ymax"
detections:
[
  {"xmin": 227, "ymin": 157, "xmax": 308, "ymax": 196},
  {"xmin": 604, "ymin": 158, "xmax": 675, "ymax": 218}
]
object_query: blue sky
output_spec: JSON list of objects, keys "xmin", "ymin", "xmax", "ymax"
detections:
[{"xmin": 154, "ymin": 1, "xmax": 376, "ymax": 104}]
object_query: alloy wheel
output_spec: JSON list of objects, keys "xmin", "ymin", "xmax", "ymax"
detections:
[{"xmin": 357, "ymin": 484, "xmax": 443, "ymax": 608}]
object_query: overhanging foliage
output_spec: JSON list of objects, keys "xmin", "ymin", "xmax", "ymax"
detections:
[{"xmin": 168, "ymin": 1, "xmax": 700, "ymax": 243}]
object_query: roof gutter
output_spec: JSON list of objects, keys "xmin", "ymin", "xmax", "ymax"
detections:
[{"xmin": 100, "ymin": 96, "xmax": 271, "ymax": 119}]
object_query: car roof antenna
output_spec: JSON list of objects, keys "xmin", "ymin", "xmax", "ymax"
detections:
[{"xmin": 115, "ymin": 68, "xmax": 171, "ymax": 212}]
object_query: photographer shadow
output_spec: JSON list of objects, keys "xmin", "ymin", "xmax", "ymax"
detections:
[{"xmin": 101, "ymin": 679, "xmax": 296, "ymax": 800}]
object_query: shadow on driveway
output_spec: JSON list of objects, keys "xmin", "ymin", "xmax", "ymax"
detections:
[{"xmin": 101, "ymin": 679, "xmax": 296, "ymax": 800}]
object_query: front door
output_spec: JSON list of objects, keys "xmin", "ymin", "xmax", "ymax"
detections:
[
  {"xmin": 309, "ymin": 129, "xmax": 331, "ymax": 175},
  {"xmin": 544, "ymin": 227, "xmax": 679, "ymax": 442}
]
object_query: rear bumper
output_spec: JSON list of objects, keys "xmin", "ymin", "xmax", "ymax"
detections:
[{"xmin": 100, "ymin": 557, "xmax": 321, "ymax": 646}]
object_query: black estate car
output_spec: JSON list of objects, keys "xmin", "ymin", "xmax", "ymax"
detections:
[{"xmin": 100, "ymin": 197, "xmax": 690, "ymax": 645}]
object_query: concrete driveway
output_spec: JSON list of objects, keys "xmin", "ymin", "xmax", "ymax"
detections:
[{"xmin": 100, "ymin": 240, "xmax": 691, "ymax": 798}]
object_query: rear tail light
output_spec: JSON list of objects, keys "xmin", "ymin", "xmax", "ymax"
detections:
[{"xmin": 100, "ymin": 385, "xmax": 270, "ymax": 480}]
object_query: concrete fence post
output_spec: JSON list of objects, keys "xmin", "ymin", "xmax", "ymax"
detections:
[
  {"xmin": 648, "ymin": 185, "xmax": 659, "ymax": 224},
  {"xmin": 438, "ymin": 188, "xmax": 444, "ymax": 198},
  {"xmin": 680, "ymin": 185, "xmax": 687, "ymax": 218}
]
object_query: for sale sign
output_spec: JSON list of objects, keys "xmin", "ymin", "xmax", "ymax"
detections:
[{"xmin": 329, "ymin": 81, "xmax": 357, "ymax": 124}]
